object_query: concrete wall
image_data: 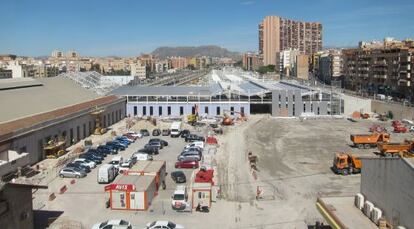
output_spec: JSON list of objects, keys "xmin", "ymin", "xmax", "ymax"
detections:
[
  {"xmin": 7, "ymin": 100, "xmax": 126, "ymax": 165},
  {"xmin": 361, "ymin": 158, "xmax": 414, "ymax": 228},
  {"xmin": 0, "ymin": 185, "xmax": 34, "ymax": 229},
  {"xmin": 272, "ymin": 90, "xmax": 328, "ymax": 117},
  {"xmin": 341, "ymin": 93, "xmax": 371, "ymax": 115},
  {"xmin": 126, "ymin": 102, "xmax": 250, "ymax": 117},
  {"xmin": 371, "ymin": 100, "xmax": 414, "ymax": 120}
]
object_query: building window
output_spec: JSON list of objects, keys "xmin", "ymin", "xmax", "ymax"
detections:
[
  {"xmin": 311, "ymin": 104, "xmax": 313, "ymax": 112},
  {"xmin": 205, "ymin": 106, "xmax": 209, "ymax": 114},
  {"xmin": 180, "ymin": 106, "xmax": 184, "ymax": 115},
  {"xmin": 278, "ymin": 94, "xmax": 281, "ymax": 101},
  {"xmin": 293, "ymin": 95, "xmax": 295, "ymax": 101},
  {"xmin": 107, "ymin": 114, "xmax": 110, "ymax": 126},
  {"xmin": 88, "ymin": 122, "xmax": 92, "ymax": 135},
  {"xmin": 20, "ymin": 146, "xmax": 27, "ymax": 153},
  {"xmin": 112, "ymin": 111, "xmax": 114, "ymax": 124},
  {"xmin": 119, "ymin": 109, "xmax": 122, "ymax": 120},
  {"xmin": 70, "ymin": 128, "xmax": 74, "ymax": 144},
  {"xmin": 83, "ymin": 123, "xmax": 86, "ymax": 138},
  {"xmin": 143, "ymin": 106, "xmax": 147, "ymax": 116},
  {"xmin": 317, "ymin": 107, "xmax": 320, "ymax": 115},
  {"xmin": 303, "ymin": 104, "xmax": 306, "ymax": 112},
  {"xmin": 159, "ymin": 106, "xmax": 162, "ymax": 116},
  {"xmin": 76, "ymin": 126, "xmax": 80, "ymax": 142},
  {"xmin": 217, "ymin": 107, "xmax": 221, "ymax": 115},
  {"xmin": 150, "ymin": 106, "xmax": 153, "ymax": 116},
  {"xmin": 241, "ymin": 107, "xmax": 245, "ymax": 114},
  {"xmin": 293, "ymin": 107, "xmax": 295, "ymax": 116},
  {"xmin": 286, "ymin": 103, "xmax": 288, "ymax": 108},
  {"xmin": 168, "ymin": 106, "xmax": 171, "ymax": 115},
  {"xmin": 134, "ymin": 106, "xmax": 137, "ymax": 116},
  {"xmin": 230, "ymin": 107, "xmax": 234, "ymax": 115}
]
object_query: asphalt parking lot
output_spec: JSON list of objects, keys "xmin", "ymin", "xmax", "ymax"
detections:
[{"xmin": 35, "ymin": 127, "xmax": 214, "ymax": 228}]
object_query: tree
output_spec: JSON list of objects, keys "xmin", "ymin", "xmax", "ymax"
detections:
[{"xmin": 257, "ymin": 65, "xmax": 276, "ymax": 74}]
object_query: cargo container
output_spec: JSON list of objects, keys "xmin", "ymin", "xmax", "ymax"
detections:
[{"xmin": 125, "ymin": 160, "xmax": 166, "ymax": 190}]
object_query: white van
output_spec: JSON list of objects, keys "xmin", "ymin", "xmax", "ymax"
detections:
[
  {"xmin": 170, "ymin": 122, "xmax": 182, "ymax": 137},
  {"xmin": 97, "ymin": 164, "xmax": 117, "ymax": 184},
  {"xmin": 108, "ymin": 156, "xmax": 123, "ymax": 169},
  {"xmin": 171, "ymin": 185, "xmax": 188, "ymax": 210}
]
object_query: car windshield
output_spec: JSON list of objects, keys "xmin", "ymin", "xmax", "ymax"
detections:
[{"xmin": 167, "ymin": 222, "xmax": 176, "ymax": 228}]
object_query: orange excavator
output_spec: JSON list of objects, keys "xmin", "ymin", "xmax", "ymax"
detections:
[{"xmin": 222, "ymin": 110, "xmax": 247, "ymax": 125}]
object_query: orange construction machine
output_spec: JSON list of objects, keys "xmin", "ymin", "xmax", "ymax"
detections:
[
  {"xmin": 332, "ymin": 153, "xmax": 362, "ymax": 175},
  {"xmin": 350, "ymin": 132, "xmax": 390, "ymax": 149},
  {"xmin": 377, "ymin": 140, "xmax": 414, "ymax": 157}
]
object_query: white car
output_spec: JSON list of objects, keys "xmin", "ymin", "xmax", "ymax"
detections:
[
  {"xmin": 184, "ymin": 141, "xmax": 204, "ymax": 150},
  {"xmin": 127, "ymin": 131, "xmax": 143, "ymax": 138},
  {"xmin": 73, "ymin": 158, "xmax": 96, "ymax": 169},
  {"xmin": 146, "ymin": 221, "xmax": 184, "ymax": 229},
  {"xmin": 92, "ymin": 219, "xmax": 131, "ymax": 229},
  {"xmin": 131, "ymin": 153, "xmax": 153, "ymax": 161}
]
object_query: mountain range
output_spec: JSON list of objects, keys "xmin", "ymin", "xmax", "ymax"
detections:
[{"xmin": 151, "ymin": 45, "xmax": 240, "ymax": 59}]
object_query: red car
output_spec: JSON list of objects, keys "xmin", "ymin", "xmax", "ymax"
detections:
[
  {"xmin": 175, "ymin": 160, "xmax": 199, "ymax": 169},
  {"xmin": 394, "ymin": 125, "xmax": 408, "ymax": 133},
  {"xmin": 392, "ymin": 120, "xmax": 402, "ymax": 128}
]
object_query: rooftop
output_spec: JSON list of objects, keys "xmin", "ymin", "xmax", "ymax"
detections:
[
  {"xmin": 116, "ymin": 174, "xmax": 155, "ymax": 191},
  {"xmin": 0, "ymin": 76, "xmax": 99, "ymax": 123},
  {"xmin": 317, "ymin": 196, "xmax": 378, "ymax": 229},
  {"xmin": 111, "ymin": 84, "xmax": 221, "ymax": 96}
]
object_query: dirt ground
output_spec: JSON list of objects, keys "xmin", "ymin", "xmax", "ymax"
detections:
[{"xmin": 215, "ymin": 115, "xmax": 412, "ymax": 228}]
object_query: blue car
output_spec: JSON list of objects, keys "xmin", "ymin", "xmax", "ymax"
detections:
[
  {"xmin": 115, "ymin": 138, "xmax": 130, "ymax": 145},
  {"xmin": 116, "ymin": 136, "xmax": 133, "ymax": 143},
  {"xmin": 98, "ymin": 145, "xmax": 117, "ymax": 154},
  {"xmin": 113, "ymin": 140, "xmax": 129, "ymax": 147},
  {"xmin": 106, "ymin": 141, "xmax": 126, "ymax": 151},
  {"xmin": 88, "ymin": 148, "xmax": 108, "ymax": 157}
]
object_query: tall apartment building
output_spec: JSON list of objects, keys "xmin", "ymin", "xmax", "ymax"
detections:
[
  {"xmin": 51, "ymin": 50, "xmax": 63, "ymax": 58},
  {"xmin": 242, "ymin": 52, "xmax": 261, "ymax": 71},
  {"xmin": 169, "ymin": 57, "xmax": 188, "ymax": 69},
  {"xmin": 130, "ymin": 61, "xmax": 147, "ymax": 80},
  {"xmin": 318, "ymin": 50, "xmax": 343, "ymax": 84},
  {"xmin": 343, "ymin": 38, "xmax": 414, "ymax": 101},
  {"xmin": 259, "ymin": 15, "xmax": 322, "ymax": 66}
]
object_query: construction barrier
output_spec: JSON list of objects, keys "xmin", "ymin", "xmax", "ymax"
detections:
[
  {"xmin": 49, "ymin": 193, "xmax": 56, "ymax": 201},
  {"xmin": 59, "ymin": 185, "xmax": 67, "ymax": 194}
]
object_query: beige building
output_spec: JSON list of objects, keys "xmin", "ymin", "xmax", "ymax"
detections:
[
  {"xmin": 259, "ymin": 15, "xmax": 322, "ymax": 66},
  {"xmin": 130, "ymin": 61, "xmax": 146, "ymax": 79},
  {"xmin": 242, "ymin": 52, "xmax": 261, "ymax": 71},
  {"xmin": 169, "ymin": 56, "xmax": 188, "ymax": 69},
  {"xmin": 343, "ymin": 38, "xmax": 414, "ymax": 101},
  {"xmin": 294, "ymin": 54, "xmax": 309, "ymax": 80}
]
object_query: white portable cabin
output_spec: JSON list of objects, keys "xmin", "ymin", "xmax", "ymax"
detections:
[{"xmin": 125, "ymin": 160, "xmax": 166, "ymax": 190}]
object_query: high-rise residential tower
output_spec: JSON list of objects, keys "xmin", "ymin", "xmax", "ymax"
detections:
[{"xmin": 259, "ymin": 16, "xmax": 322, "ymax": 66}]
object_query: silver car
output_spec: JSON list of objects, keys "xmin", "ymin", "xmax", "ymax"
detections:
[
  {"xmin": 177, "ymin": 151, "xmax": 201, "ymax": 161},
  {"xmin": 59, "ymin": 167, "xmax": 87, "ymax": 178}
]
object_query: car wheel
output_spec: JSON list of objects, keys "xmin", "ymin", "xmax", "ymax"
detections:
[{"xmin": 59, "ymin": 174, "xmax": 64, "ymax": 178}]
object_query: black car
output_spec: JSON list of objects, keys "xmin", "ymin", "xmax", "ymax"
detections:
[
  {"xmin": 162, "ymin": 129, "xmax": 170, "ymax": 136},
  {"xmin": 106, "ymin": 141, "xmax": 126, "ymax": 151},
  {"xmin": 88, "ymin": 148, "xmax": 108, "ymax": 157},
  {"xmin": 85, "ymin": 151, "xmax": 104, "ymax": 160},
  {"xmin": 66, "ymin": 162, "xmax": 91, "ymax": 173},
  {"xmin": 180, "ymin": 129, "xmax": 190, "ymax": 138},
  {"xmin": 149, "ymin": 138, "xmax": 168, "ymax": 147},
  {"xmin": 145, "ymin": 141, "xmax": 163, "ymax": 150},
  {"xmin": 140, "ymin": 129, "xmax": 150, "ymax": 136},
  {"xmin": 152, "ymin": 129, "xmax": 161, "ymax": 136},
  {"xmin": 185, "ymin": 134, "xmax": 205, "ymax": 142},
  {"xmin": 79, "ymin": 154, "xmax": 102, "ymax": 164},
  {"xmin": 98, "ymin": 145, "xmax": 117, "ymax": 155},
  {"xmin": 171, "ymin": 171, "xmax": 186, "ymax": 183},
  {"xmin": 138, "ymin": 147, "xmax": 159, "ymax": 155}
]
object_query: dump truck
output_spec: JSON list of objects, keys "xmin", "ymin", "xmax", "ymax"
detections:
[
  {"xmin": 332, "ymin": 153, "xmax": 362, "ymax": 175},
  {"xmin": 350, "ymin": 132, "xmax": 390, "ymax": 149},
  {"xmin": 377, "ymin": 140, "xmax": 414, "ymax": 157}
]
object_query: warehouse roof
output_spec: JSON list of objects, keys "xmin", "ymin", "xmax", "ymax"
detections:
[
  {"xmin": 111, "ymin": 84, "xmax": 222, "ymax": 96},
  {"xmin": 0, "ymin": 76, "xmax": 99, "ymax": 123}
]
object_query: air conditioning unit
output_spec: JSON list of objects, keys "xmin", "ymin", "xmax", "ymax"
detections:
[
  {"xmin": 354, "ymin": 193, "xmax": 364, "ymax": 210},
  {"xmin": 371, "ymin": 207, "xmax": 382, "ymax": 224},
  {"xmin": 363, "ymin": 201, "xmax": 374, "ymax": 217}
]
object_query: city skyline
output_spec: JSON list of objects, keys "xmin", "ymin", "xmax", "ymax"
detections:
[{"xmin": 2, "ymin": 0, "xmax": 414, "ymax": 56}]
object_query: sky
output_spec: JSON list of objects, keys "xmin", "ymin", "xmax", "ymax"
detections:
[{"xmin": 1, "ymin": 0, "xmax": 414, "ymax": 56}]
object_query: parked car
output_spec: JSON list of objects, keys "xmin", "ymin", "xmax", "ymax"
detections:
[
  {"xmin": 126, "ymin": 131, "xmax": 143, "ymax": 139},
  {"xmin": 152, "ymin": 128, "xmax": 161, "ymax": 136},
  {"xmin": 145, "ymin": 141, "xmax": 163, "ymax": 150},
  {"xmin": 92, "ymin": 219, "xmax": 132, "ymax": 229},
  {"xmin": 175, "ymin": 159, "xmax": 199, "ymax": 169},
  {"xmin": 182, "ymin": 146, "xmax": 202, "ymax": 154},
  {"xmin": 108, "ymin": 156, "xmax": 123, "ymax": 169},
  {"xmin": 184, "ymin": 134, "xmax": 205, "ymax": 142},
  {"xmin": 137, "ymin": 147, "xmax": 159, "ymax": 155},
  {"xmin": 146, "ymin": 221, "xmax": 184, "ymax": 229},
  {"xmin": 85, "ymin": 151, "xmax": 104, "ymax": 161},
  {"xmin": 184, "ymin": 141, "xmax": 204, "ymax": 149},
  {"xmin": 171, "ymin": 171, "xmax": 186, "ymax": 183},
  {"xmin": 140, "ymin": 129, "xmax": 150, "ymax": 136},
  {"xmin": 73, "ymin": 158, "xmax": 96, "ymax": 168},
  {"xmin": 116, "ymin": 136, "xmax": 134, "ymax": 143},
  {"xmin": 409, "ymin": 126, "xmax": 414, "ymax": 132},
  {"xmin": 106, "ymin": 141, "xmax": 126, "ymax": 151},
  {"xmin": 79, "ymin": 154, "xmax": 102, "ymax": 164},
  {"xmin": 177, "ymin": 152, "xmax": 201, "ymax": 162},
  {"xmin": 122, "ymin": 133, "xmax": 138, "ymax": 141},
  {"xmin": 59, "ymin": 167, "xmax": 87, "ymax": 178},
  {"xmin": 66, "ymin": 162, "xmax": 91, "ymax": 173},
  {"xmin": 88, "ymin": 148, "xmax": 108, "ymax": 157},
  {"xmin": 180, "ymin": 129, "xmax": 190, "ymax": 138},
  {"xmin": 132, "ymin": 153, "xmax": 153, "ymax": 161},
  {"xmin": 98, "ymin": 145, "xmax": 118, "ymax": 154},
  {"xmin": 149, "ymin": 138, "xmax": 169, "ymax": 146},
  {"xmin": 114, "ymin": 138, "xmax": 130, "ymax": 146},
  {"xmin": 162, "ymin": 129, "xmax": 170, "ymax": 136}
]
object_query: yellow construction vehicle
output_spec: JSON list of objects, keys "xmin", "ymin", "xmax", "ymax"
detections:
[
  {"xmin": 44, "ymin": 140, "xmax": 66, "ymax": 159},
  {"xmin": 187, "ymin": 114, "xmax": 197, "ymax": 126}
]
